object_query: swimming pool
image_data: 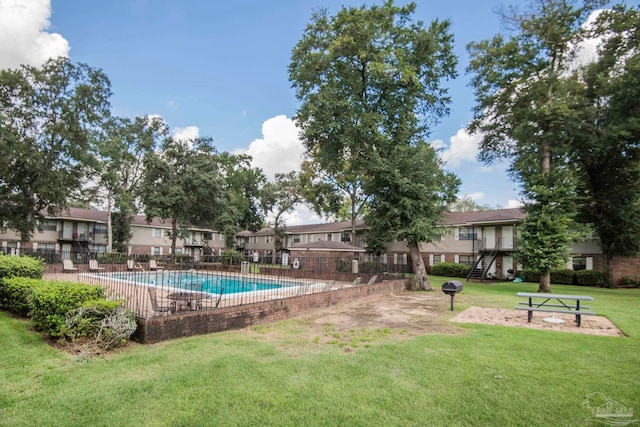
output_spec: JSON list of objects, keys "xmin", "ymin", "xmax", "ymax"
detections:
[{"xmin": 109, "ymin": 271, "xmax": 302, "ymax": 295}]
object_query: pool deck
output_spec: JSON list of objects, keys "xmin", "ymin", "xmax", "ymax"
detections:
[{"xmin": 45, "ymin": 271, "xmax": 352, "ymax": 319}]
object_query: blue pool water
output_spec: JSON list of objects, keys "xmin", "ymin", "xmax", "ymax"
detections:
[{"xmin": 110, "ymin": 271, "xmax": 299, "ymax": 295}]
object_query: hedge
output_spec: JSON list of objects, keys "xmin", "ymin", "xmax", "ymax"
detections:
[
  {"xmin": 0, "ymin": 254, "xmax": 44, "ymax": 281},
  {"xmin": 431, "ymin": 262, "xmax": 471, "ymax": 278},
  {"xmin": 29, "ymin": 281, "xmax": 105, "ymax": 337},
  {"xmin": 97, "ymin": 253, "xmax": 129, "ymax": 264},
  {"xmin": 221, "ymin": 250, "xmax": 245, "ymax": 265},
  {"xmin": 620, "ymin": 275, "xmax": 640, "ymax": 288},
  {"xmin": 520, "ymin": 268, "xmax": 604, "ymax": 287},
  {"xmin": 0, "ymin": 277, "xmax": 44, "ymax": 315},
  {"xmin": 575, "ymin": 270, "xmax": 604, "ymax": 287}
]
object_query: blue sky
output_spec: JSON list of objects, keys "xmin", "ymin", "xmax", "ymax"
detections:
[{"xmin": 2, "ymin": 0, "xmax": 530, "ymax": 224}]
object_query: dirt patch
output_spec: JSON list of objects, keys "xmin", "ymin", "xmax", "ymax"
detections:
[
  {"xmin": 451, "ymin": 306, "xmax": 624, "ymax": 337},
  {"xmin": 245, "ymin": 291, "xmax": 624, "ymax": 350}
]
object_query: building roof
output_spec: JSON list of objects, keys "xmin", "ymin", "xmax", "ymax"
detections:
[
  {"xmin": 284, "ymin": 220, "xmax": 367, "ymax": 234},
  {"xmin": 54, "ymin": 207, "xmax": 184, "ymax": 228},
  {"xmin": 443, "ymin": 208, "xmax": 525, "ymax": 226},
  {"xmin": 288, "ymin": 240, "xmax": 366, "ymax": 252}
]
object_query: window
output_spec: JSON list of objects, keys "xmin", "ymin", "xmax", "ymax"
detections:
[
  {"xmin": 458, "ymin": 227, "xmax": 477, "ymax": 240},
  {"xmin": 219, "ymin": 233, "xmax": 225, "ymax": 241},
  {"xmin": 433, "ymin": 254, "xmax": 443, "ymax": 265},
  {"xmin": 307, "ymin": 235, "xmax": 313, "ymax": 243},
  {"xmin": 93, "ymin": 224, "xmax": 107, "ymax": 235},
  {"xmin": 203, "ymin": 232, "xmax": 212, "ymax": 241},
  {"xmin": 90, "ymin": 244, "xmax": 107, "ymax": 254},
  {"xmin": 341, "ymin": 233, "xmax": 351, "ymax": 242},
  {"xmin": 250, "ymin": 236, "xmax": 257, "ymax": 244},
  {"xmin": 152, "ymin": 228, "xmax": 162, "ymax": 238},
  {"xmin": 40, "ymin": 220, "xmax": 57, "ymax": 231},
  {"xmin": 174, "ymin": 248, "xmax": 183, "ymax": 255},
  {"xmin": 37, "ymin": 243, "xmax": 56, "ymax": 253},
  {"xmin": 573, "ymin": 257, "xmax": 587, "ymax": 271},
  {"xmin": 265, "ymin": 235, "xmax": 272, "ymax": 243},
  {"xmin": 458, "ymin": 255, "xmax": 475, "ymax": 267},
  {"xmin": 152, "ymin": 247, "xmax": 161, "ymax": 256},
  {"xmin": 292, "ymin": 234, "xmax": 301, "ymax": 243},
  {"xmin": 327, "ymin": 233, "xmax": 333, "ymax": 241}
]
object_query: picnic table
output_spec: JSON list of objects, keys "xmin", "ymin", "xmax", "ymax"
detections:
[{"xmin": 515, "ymin": 292, "xmax": 595, "ymax": 327}]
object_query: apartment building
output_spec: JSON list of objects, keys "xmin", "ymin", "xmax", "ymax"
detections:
[
  {"xmin": 235, "ymin": 208, "xmax": 608, "ymax": 280},
  {"xmin": 2, "ymin": 207, "xmax": 630, "ymax": 282},
  {"xmin": 0, "ymin": 207, "xmax": 227, "ymax": 260}
]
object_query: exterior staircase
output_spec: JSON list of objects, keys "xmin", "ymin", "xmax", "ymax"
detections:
[{"xmin": 466, "ymin": 238, "xmax": 501, "ymax": 282}]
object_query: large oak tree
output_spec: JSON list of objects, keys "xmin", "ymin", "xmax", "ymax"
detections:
[
  {"xmin": 290, "ymin": 1, "xmax": 458, "ymax": 290},
  {"xmin": 0, "ymin": 57, "xmax": 111, "ymax": 242},
  {"xmin": 467, "ymin": 0, "xmax": 605, "ymax": 292}
]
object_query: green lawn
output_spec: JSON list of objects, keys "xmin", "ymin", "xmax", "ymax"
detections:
[{"xmin": 1, "ymin": 278, "xmax": 639, "ymax": 426}]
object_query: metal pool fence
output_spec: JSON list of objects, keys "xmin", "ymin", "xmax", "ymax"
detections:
[{"xmin": 41, "ymin": 255, "xmax": 412, "ymax": 319}]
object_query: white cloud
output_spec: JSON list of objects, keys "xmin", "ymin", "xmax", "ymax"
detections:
[
  {"xmin": 173, "ymin": 125, "xmax": 199, "ymax": 142},
  {"xmin": 236, "ymin": 115, "xmax": 305, "ymax": 181},
  {"xmin": 432, "ymin": 128, "xmax": 481, "ymax": 168},
  {"xmin": 269, "ymin": 205, "xmax": 323, "ymax": 227},
  {"xmin": 504, "ymin": 199, "xmax": 523, "ymax": 209},
  {"xmin": 0, "ymin": 0, "xmax": 70, "ymax": 69},
  {"xmin": 467, "ymin": 192, "xmax": 485, "ymax": 201}
]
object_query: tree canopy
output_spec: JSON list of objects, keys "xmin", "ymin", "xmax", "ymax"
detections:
[
  {"xmin": 290, "ymin": 0, "xmax": 458, "ymax": 289},
  {"xmin": 141, "ymin": 137, "xmax": 227, "ymax": 255},
  {"xmin": 569, "ymin": 5, "xmax": 640, "ymax": 285},
  {"xmin": 0, "ymin": 57, "xmax": 112, "ymax": 241},
  {"xmin": 467, "ymin": 0, "xmax": 605, "ymax": 291}
]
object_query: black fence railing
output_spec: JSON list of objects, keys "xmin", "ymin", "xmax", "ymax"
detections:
[{"xmin": 2, "ymin": 250, "xmax": 413, "ymax": 319}]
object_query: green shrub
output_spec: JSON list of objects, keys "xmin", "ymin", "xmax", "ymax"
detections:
[
  {"xmin": 520, "ymin": 268, "xmax": 579, "ymax": 285},
  {"xmin": 520, "ymin": 269, "xmax": 539, "ymax": 282},
  {"xmin": 0, "ymin": 254, "xmax": 44, "ymax": 281},
  {"xmin": 431, "ymin": 262, "xmax": 470, "ymax": 278},
  {"xmin": 575, "ymin": 270, "xmax": 604, "ymax": 287},
  {"xmin": 620, "ymin": 275, "xmax": 640, "ymax": 288},
  {"xmin": 61, "ymin": 299, "xmax": 137, "ymax": 350},
  {"xmin": 550, "ymin": 269, "xmax": 576, "ymax": 285},
  {"xmin": 360, "ymin": 261, "xmax": 387, "ymax": 274},
  {"xmin": 0, "ymin": 277, "xmax": 44, "ymax": 315},
  {"xmin": 336, "ymin": 259, "xmax": 351, "ymax": 273},
  {"xmin": 29, "ymin": 281, "xmax": 105, "ymax": 337},
  {"xmin": 221, "ymin": 250, "xmax": 245, "ymax": 265},
  {"xmin": 97, "ymin": 253, "xmax": 128, "ymax": 264}
]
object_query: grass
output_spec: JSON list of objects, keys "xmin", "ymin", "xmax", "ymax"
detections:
[{"xmin": 1, "ymin": 277, "xmax": 639, "ymax": 426}]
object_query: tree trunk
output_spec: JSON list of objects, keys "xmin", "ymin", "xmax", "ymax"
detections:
[
  {"xmin": 171, "ymin": 217, "xmax": 178, "ymax": 259},
  {"xmin": 409, "ymin": 241, "xmax": 431, "ymax": 291},
  {"xmin": 603, "ymin": 254, "xmax": 613, "ymax": 288},
  {"xmin": 106, "ymin": 189, "xmax": 113, "ymax": 253},
  {"xmin": 538, "ymin": 269, "xmax": 551, "ymax": 293}
]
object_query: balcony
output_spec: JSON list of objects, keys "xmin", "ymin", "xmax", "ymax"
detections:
[
  {"xmin": 183, "ymin": 239, "xmax": 204, "ymax": 247},
  {"xmin": 58, "ymin": 231, "xmax": 93, "ymax": 243}
]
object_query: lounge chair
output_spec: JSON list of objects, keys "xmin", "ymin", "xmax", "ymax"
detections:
[
  {"xmin": 127, "ymin": 260, "xmax": 144, "ymax": 271},
  {"xmin": 88, "ymin": 259, "xmax": 105, "ymax": 272},
  {"xmin": 367, "ymin": 275, "xmax": 378, "ymax": 285},
  {"xmin": 62, "ymin": 259, "xmax": 78, "ymax": 272},
  {"xmin": 149, "ymin": 259, "xmax": 163, "ymax": 271},
  {"xmin": 148, "ymin": 287, "xmax": 175, "ymax": 315}
]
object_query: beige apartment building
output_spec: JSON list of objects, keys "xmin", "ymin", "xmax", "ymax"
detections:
[
  {"xmin": 0, "ymin": 207, "xmax": 227, "ymax": 261},
  {"xmin": 2, "ymin": 207, "xmax": 635, "ymax": 283}
]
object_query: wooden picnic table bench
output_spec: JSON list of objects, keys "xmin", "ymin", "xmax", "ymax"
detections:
[{"xmin": 515, "ymin": 292, "xmax": 595, "ymax": 327}]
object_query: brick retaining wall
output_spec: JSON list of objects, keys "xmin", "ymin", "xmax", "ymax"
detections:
[{"xmin": 134, "ymin": 279, "xmax": 408, "ymax": 343}]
